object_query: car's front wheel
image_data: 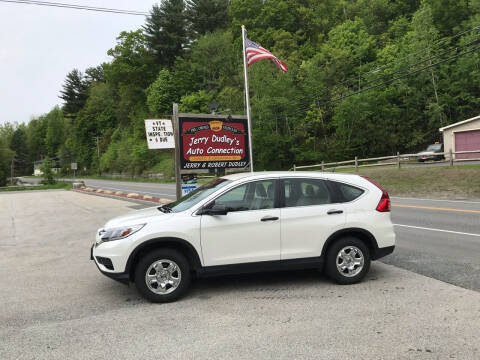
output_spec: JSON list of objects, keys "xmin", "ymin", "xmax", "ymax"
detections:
[
  {"xmin": 325, "ymin": 237, "xmax": 370, "ymax": 284},
  {"xmin": 134, "ymin": 249, "xmax": 191, "ymax": 303}
]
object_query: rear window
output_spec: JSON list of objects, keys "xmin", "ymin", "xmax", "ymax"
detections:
[
  {"xmin": 333, "ymin": 182, "xmax": 364, "ymax": 202},
  {"xmin": 284, "ymin": 178, "xmax": 332, "ymax": 207}
]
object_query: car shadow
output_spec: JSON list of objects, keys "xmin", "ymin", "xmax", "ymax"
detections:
[{"xmin": 188, "ymin": 269, "xmax": 327, "ymax": 296}]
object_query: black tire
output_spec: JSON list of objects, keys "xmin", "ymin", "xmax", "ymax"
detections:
[
  {"xmin": 134, "ymin": 248, "xmax": 191, "ymax": 303},
  {"xmin": 325, "ymin": 237, "xmax": 370, "ymax": 285}
]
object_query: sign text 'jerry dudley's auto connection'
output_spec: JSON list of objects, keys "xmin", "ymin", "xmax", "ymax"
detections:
[{"xmin": 180, "ymin": 116, "xmax": 249, "ymax": 169}]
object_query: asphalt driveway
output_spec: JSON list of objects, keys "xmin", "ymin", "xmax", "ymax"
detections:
[{"xmin": 1, "ymin": 190, "xmax": 479, "ymax": 359}]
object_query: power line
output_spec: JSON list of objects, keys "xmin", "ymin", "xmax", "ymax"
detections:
[
  {"xmin": 329, "ymin": 25, "xmax": 480, "ymax": 92},
  {"xmin": 0, "ymin": 0, "xmax": 149, "ymax": 15},
  {"xmin": 258, "ymin": 42, "xmax": 480, "ymax": 122},
  {"xmin": 337, "ymin": 35, "xmax": 480, "ymax": 95},
  {"xmin": 321, "ymin": 44, "xmax": 480, "ymax": 107},
  {"xmin": 250, "ymin": 30, "xmax": 480, "ymax": 117}
]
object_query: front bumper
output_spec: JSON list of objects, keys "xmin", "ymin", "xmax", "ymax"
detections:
[{"xmin": 91, "ymin": 245, "xmax": 130, "ymax": 285}]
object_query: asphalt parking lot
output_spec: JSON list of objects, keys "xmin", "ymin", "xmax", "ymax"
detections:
[{"xmin": 1, "ymin": 190, "xmax": 479, "ymax": 359}]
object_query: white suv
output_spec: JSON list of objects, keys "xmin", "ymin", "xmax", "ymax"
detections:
[{"xmin": 91, "ymin": 172, "xmax": 395, "ymax": 302}]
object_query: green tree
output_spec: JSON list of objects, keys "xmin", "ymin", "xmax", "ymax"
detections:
[
  {"xmin": 40, "ymin": 158, "xmax": 56, "ymax": 184},
  {"xmin": 10, "ymin": 126, "xmax": 29, "ymax": 175},
  {"xmin": 85, "ymin": 65, "xmax": 105, "ymax": 83},
  {"xmin": 186, "ymin": 0, "xmax": 230, "ymax": 36},
  {"xmin": 59, "ymin": 69, "xmax": 89, "ymax": 117},
  {"xmin": 146, "ymin": 69, "xmax": 179, "ymax": 115},
  {"xmin": 45, "ymin": 107, "xmax": 65, "ymax": 156},
  {"xmin": 0, "ymin": 137, "xmax": 14, "ymax": 186},
  {"xmin": 143, "ymin": 1, "xmax": 187, "ymax": 68},
  {"xmin": 189, "ymin": 30, "xmax": 239, "ymax": 90},
  {"xmin": 179, "ymin": 90, "xmax": 214, "ymax": 113}
]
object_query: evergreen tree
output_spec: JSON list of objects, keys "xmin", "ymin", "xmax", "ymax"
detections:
[
  {"xmin": 143, "ymin": 1, "xmax": 187, "ymax": 68},
  {"xmin": 59, "ymin": 69, "xmax": 89, "ymax": 117},
  {"xmin": 186, "ymin": 0, "xmax": 230, "ymax": 36}
]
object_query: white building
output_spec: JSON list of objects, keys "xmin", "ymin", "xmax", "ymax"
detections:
[{"xmin": 439, "ymin": 115, "xmax": 480, "ymax": 159}]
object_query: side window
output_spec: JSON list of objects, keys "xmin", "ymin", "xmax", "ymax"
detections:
[
  {"xmin": 284, "ymin": 178, "xmax": 331, "ymax": 207},
  {"xmin": 214, "ymin": 180, "xmax": 276, "ymax": 212},
  {"xmin": 334, "ymin": 182, "xmax": 364, "ymax": 202}
]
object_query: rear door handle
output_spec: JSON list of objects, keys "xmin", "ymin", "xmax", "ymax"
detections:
[
  {"xmin": 327, "ymin": 209, "xmax": 343, "ymax": 215},
  {"xmin": 261, "ymin": 216, "xmax": 279, "ymax": 222}
]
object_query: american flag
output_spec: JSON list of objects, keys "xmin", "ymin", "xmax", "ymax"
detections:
[{"xmin": 245, "ymin": 37, "xmax": 288, "ymax": 73}]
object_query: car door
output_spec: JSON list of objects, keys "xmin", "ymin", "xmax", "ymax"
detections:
[
  {"xmin": 280, "ymin": 177, "xmax": 346, "ymax": 260},
  {"xmin": 200, "ymin": 179, "xmax": 281, "ymax": 266}
]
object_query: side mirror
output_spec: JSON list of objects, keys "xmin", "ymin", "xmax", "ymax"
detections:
[{"xmin": 200, "ymin": 204, "xmax": 228, "ymax": 216}]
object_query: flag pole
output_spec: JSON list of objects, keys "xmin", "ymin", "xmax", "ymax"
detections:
[{"xmin": 242, "ymin": 25, "xmax": 254, "ymax": 173}]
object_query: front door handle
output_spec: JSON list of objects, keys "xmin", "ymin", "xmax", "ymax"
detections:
[
  {"xmin": 327, "ymin": 209, "xmax": 343, "ymax": 215},
  {"xmin": 261, "ymin": 216, "xmax": 279, "ymax": 222}
]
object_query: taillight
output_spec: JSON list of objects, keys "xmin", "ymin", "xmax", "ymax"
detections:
[{"xmin": 361, "ymin": 176, "xmax": 391, "ymax": 212}]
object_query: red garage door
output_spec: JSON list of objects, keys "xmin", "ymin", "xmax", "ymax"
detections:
[{"xmin": 455, "ymin": 130, "xmax": 480, "ymax": 159}]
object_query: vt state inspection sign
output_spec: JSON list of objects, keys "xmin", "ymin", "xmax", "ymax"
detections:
[{"xmin": 145, "ymin": 119, "xmax": 175, "ymax": 149}]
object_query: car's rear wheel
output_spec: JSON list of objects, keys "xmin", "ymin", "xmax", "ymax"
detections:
[
  {"xmin": 325, "ymin": 237, "xmax": 370, "ymax": 284},
  {"xmin": 134, "ymin": 249, "xmax": 191, "ymax": 303}
]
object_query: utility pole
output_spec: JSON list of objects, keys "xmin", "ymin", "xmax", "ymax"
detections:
[
  {"xmin": 94, "ymin": 136, "xmax": 100, "ymax": 158},
  {"xmin": 93, "ymin": 136, "xmax": 101, "ymax": 175},
  {"xmin": 11, "ymin": 158, "xmax": 14, "ymax": 183}
]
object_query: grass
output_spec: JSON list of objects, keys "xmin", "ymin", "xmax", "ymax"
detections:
[
  {"xmin": 335, "ymin": 164, "xmax": 480, "ymax": 199},
  {"xmin": 0, "ymin": 182, "xmax": 71, "ymax": 192}
]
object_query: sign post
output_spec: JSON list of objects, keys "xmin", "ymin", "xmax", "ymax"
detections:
[
  {"xmin": 71, "ymin": 162, "xmax": 77, "ymax": 179},
  {"xmin": 173, "ymin": 104, "xmax": 182, "ymax": 200}
]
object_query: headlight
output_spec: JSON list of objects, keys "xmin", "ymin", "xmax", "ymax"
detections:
[{"xmin": 97, "ymin": 224, "xmax": 145, "ymax": 244}]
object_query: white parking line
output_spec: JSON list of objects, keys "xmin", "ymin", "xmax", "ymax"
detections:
[
  {"xmin": 394, "ymin": 224, "xmax": 480, "ymax": 237},
  {"xmin": 391, "ymin": 196, "xmax": 480, "ymax": 204}
]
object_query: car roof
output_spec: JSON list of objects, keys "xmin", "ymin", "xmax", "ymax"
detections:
[{"xmin": 221, "ymin": 171, "xmax": 362, "ymax": 183}]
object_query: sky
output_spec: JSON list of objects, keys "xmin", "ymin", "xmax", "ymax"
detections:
[{"xmin": 0, "ymin": 0, "xmax": 158, "ymax": 125}]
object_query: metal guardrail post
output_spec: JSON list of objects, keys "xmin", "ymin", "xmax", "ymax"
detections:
[
  {"xmin": 355, "ymin": 156, "xmax": 358, "ymax": 172},
  {"xmin": 397, "ymin": 152, "xmax": 401, "ymax": 169},
  {"xmin": 321, "ymin": 161, "xmax": 324, "ymax": 171},
  {"xmin": 449, "ymin": 149, "xmax": 453, "ymax": 166},
  {"xmin": 293, "ymin": 164, "xmax": 296, "ymax": 172}
]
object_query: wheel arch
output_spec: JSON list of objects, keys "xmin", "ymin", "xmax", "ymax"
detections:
[
  {"xmin": 321, "ymin": 228, "xmax": 380, "ymax": 259},
  {"xmin": 126, "ymin": 237, "xmax": 203, "ymax": 282}
]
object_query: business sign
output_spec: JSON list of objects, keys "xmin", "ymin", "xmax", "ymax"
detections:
[
  {"xmin": 145, "ymin": 119, "xmax": 175, "ymax": 149},
  {"xmin": 179, "ymin": 116, "xmax": 249, "ymax": 170}
]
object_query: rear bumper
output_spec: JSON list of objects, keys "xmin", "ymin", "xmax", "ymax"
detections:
[{"xmin": 373, "ymin": 245, "xmax": 395, "ymax": 260}]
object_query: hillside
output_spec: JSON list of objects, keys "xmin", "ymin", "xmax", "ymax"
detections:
[{"xmin": 1, "ymin": 0, "xmax": 480, "ymax": 184}]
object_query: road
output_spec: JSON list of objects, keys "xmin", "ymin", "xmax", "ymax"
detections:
[
  {"xmin": 17, "ymin": 177, "xmax": 480, "ymax": 291},
  {"xmin": 1, "ymin": 190, "xmax": 479, "ymax": 359},
  {"xmin": 386, "ymin": 196, "xmax": 480, "ymax": 292},
  {"xmin": 79, "ymin": 178, "xmax": 177, "ymax": 199},
  {"xmin": 20, "ymin": 177, "xmax": 179, "ymax": 199}
]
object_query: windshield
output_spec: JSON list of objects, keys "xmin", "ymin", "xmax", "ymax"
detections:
[
  {"xmin": 426, "ymin": 144, "xmax": 442, "ymax": 151},
  {"xmin": 163, "ymin": 178, "xmax": 232, "ymax": 213}
]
